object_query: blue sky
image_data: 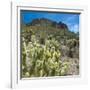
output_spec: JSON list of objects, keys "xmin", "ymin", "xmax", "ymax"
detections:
[{"xmin": 21, "ymin": 10, "xmax": 80, "ymax": 33}]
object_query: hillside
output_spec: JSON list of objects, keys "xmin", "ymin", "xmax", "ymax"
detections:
[{"xmin": 21, "ymin": 18, "xmax": 79, "ymax": 77}]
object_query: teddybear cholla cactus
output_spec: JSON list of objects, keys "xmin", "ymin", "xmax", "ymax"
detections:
[{"xmin": 22, "ymin": 35, "xmax": 69, "ymax": 77}]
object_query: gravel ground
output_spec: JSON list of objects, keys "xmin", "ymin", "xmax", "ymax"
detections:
[{"xmin": 61, "ymin": 56, "xmax": 79, "ymax": 75}]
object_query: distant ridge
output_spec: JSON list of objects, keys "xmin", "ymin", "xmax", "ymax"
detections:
[{"xmin": 26, "ymin": 18, "xmax": 68, "ymax": 30}]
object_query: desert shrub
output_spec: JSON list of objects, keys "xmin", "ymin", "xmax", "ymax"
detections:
[{"xmin": 66, "ymin": 39, "xmax": 79, "ymax": 58}]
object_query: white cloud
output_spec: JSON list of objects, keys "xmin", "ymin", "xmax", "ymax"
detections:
[{"xmin": 69, "ymin": 24, "xmax": 79, "ymax": 33}]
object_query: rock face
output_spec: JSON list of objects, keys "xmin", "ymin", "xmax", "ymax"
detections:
[{"xmin": 26, "ymin": 18, "xmax": 68, "ymax": 30}]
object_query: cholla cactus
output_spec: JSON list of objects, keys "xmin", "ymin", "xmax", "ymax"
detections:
[{"xmin": 22, "ymin": 35, "xmax": 69, "ymax": 77}]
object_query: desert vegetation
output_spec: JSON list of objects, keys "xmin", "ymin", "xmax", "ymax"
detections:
[{"xmin": 21, "ymin": 18, "xmax": 79, "ymax": 78}]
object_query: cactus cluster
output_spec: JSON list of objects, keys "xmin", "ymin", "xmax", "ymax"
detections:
[{"xmin": 22, "ymin": 35, "xmax": 69, "ymax": 77}]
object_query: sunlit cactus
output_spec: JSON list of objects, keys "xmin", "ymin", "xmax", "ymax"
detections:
[{"xmin": 22, "ymin": 35, "xmax": 70, "ymax": 77}]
